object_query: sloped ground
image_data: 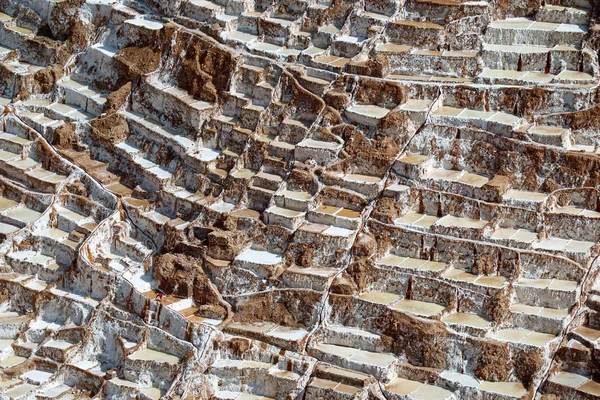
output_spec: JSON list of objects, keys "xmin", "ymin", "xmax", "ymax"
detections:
[{"xmin": 0, "ymin": 0, "xmax": 596, "ymax": 398}]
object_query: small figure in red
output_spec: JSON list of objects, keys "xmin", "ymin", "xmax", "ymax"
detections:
[{"xmin": 155, "ymin": 292, "xmax": 164, "ymax": 302}]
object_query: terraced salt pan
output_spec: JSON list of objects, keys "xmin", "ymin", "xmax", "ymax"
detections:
[
  {"xmin": 38, "ymin": 384, "xmax": 71, "ymax": 398},
  {"xmin": 21, "ymin": 370, "xmax": 53, "ymax": 384},
  {"xmin": 44, "ymin": 340, "xmax": 75, "ymax": 350},
  {"xmin": 4, "ymin": 205, "xmax": 41, "ymax": 223},
  {"xmin": 29, "ymin": 320, "xmax": 63, "ymax": 331},
  {"xmin": 0, "ymin": 339, "xmax": 13, "ymax": 351},
  {"xmin": 495, "ymin": 328, "xmax": 556, "ymax": 347},
  {"xmin": 442, "ymin": 312, "xmax": 490, "ymax": 328},
  {"xmin": 391, "ymin": 299, "xmax": 445, "ymax": 316},
  {"xmin": 4, "ymin": 383, "xmax": 37, "ymax": 398},
  {"xmin": 0, "ymin": 355, "xmax": 26, "ymax": 368},
  {"xmin": 128, "ymin": 348, "xmax": 181, "ymax": 364},
  {"xmin": 236, "ymin": 249, "xmax": 282, "ymax": 265},
  {"xmin": 386, "ymin": 377, "xmax": 454, "ymax": 399},
  {"xmin": 141, "ymin": 387, "xmax": 165, "ymax": 399},
  {"xmin": 377, "ymin": 254, "xmax": 447, "ymax": 272},
  {"xmin": 125, "ymin": 18, "xmax": 164, "ymax": 30}
]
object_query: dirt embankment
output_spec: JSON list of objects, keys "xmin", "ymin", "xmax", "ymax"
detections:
[
  {"xmin": 89, "ymin": 114, "xmax": 130, "ymax": 147},
  {"xmin": 177, "ymin": 36, "xmax": 236, "ymax": 104},
  {"xmin": 153, "ymin": 253, "xmax": 228, "ymax": 319}
]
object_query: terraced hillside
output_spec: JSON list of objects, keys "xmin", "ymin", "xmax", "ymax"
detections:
[{"xmin": 0, "ymin": 0, "xmax": 597, "ymax": 398}]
